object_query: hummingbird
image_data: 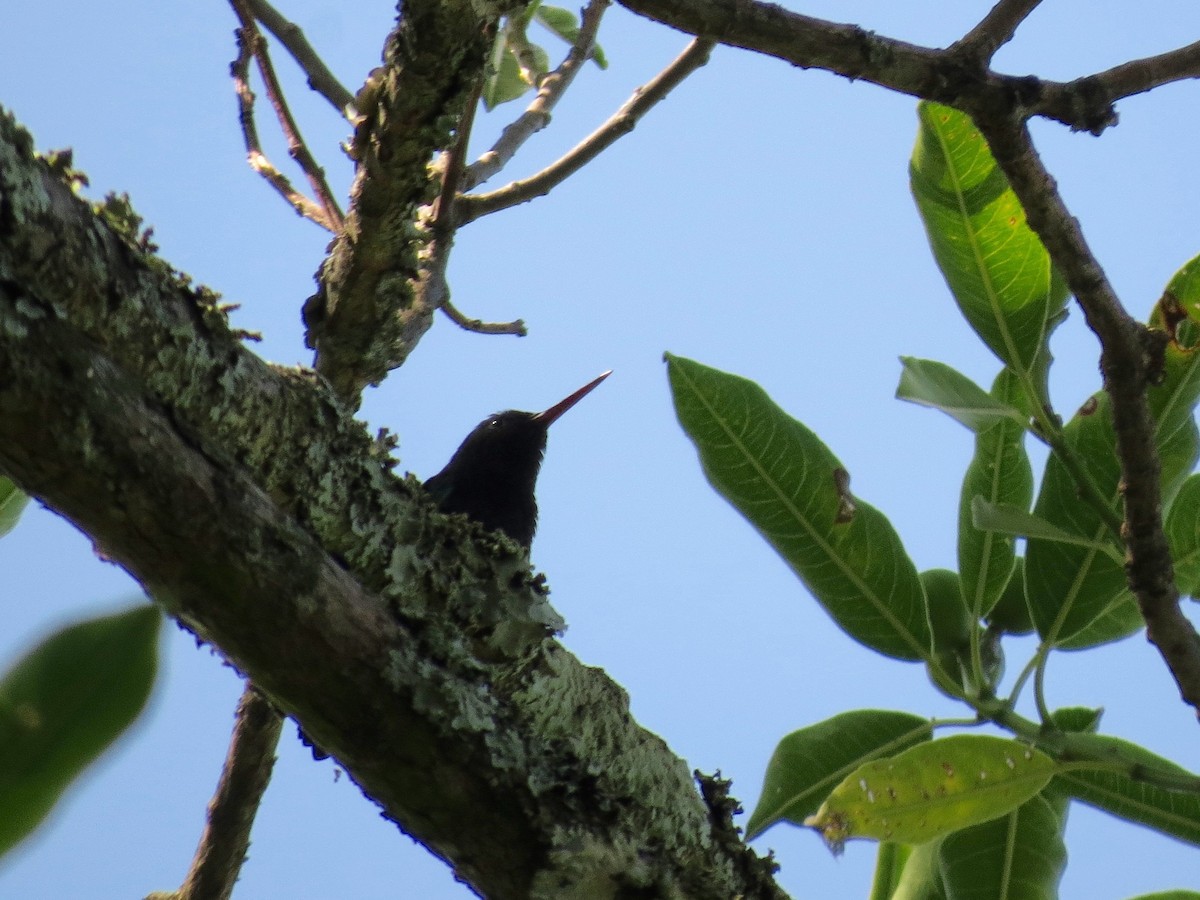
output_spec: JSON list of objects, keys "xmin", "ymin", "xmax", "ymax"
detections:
[{"xmin": 423, "ymin": 371, "xmax": 611, "ymax": 549}]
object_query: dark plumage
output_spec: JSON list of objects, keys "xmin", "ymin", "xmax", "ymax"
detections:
[{"xmin": 423, "ymin": 371, "xmax": 610, "ymax": 549}]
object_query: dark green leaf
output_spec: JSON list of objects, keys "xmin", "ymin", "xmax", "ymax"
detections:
[
  {"xmin": 939, "ymin": 793, "xmax": 1066, "ymax": 900},
  {"xmin": 1055, "ymin": 594, "xmax": 1142, "ymax": 650},
  {"xmin": 1048, "ymin": 706, "xmax": 1104, "ymax": 734},
  {"xmin": 1026, "ymin": 297, "xmax": 1200, "ymax": 646},
  {"xmin": 910, "ymin": 103, "xmax": 1067, "ymax": 375},
  {"xmin": 746, "ymin": 710, "xmax": 931, "ymax": 839},
  {"xmin": 667, "ymin": 354, "xmax": 932, "ymax": 660},
  {"xmin": 809, "ymin": 735, "xmax": 1056, "ymax": 851},
  {"xmin": 1051, "ymin": 733, "xmax": 1200, "ymax": 846},
  {"xmin": 0, "ymin": 605, "xmax": 160, "ymax": 857},
  {"xmin": 922, "ymin": 569, "xmax": 971, "ymax": 655},
  {"xmin": 0, "ymin": 477, "xmax": 30, "ymax": 538},
  {"xmin": 985, "ymin": 557, "xmax": 1033, "ymax": 635},
  {"xmin": 958, "ymin": 370, "xmax": 1031, "ymax": 620}
]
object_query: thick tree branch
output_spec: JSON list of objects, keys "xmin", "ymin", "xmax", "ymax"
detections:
[
  {"xmin": 971, "ymin": 115, "xmax": 1200, "ymax": 716},
  {"xmin": 0, "ymin": 111, "xmax": 786, "ymax": 899},
  {"xmin": 615, "ymin": 0, "xmax": 1200, "ymax": 136},
  {"xmin": 304, "ymin": 1, "xmax": 499, "ymax": 402}
]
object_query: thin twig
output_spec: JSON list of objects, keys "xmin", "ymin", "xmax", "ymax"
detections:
[
  {"xmin": 431, "ymin": 77, "xmax": 481, "ymax": 243},
  {"xmin": 230, "ymin": 27, "xmax": 333, "ymax": 227},
  {"xmin": 244, "ymin": 0, "xmax": 356, "ymax": 114},
  {"xmin": 952, "ymin": 0, "xmax": 1044, "ymax": 62},
  {"xmin": 175, "ymin": 686, "xmax": 284, "ymax": 900},
  {"xmin": 417, "ymin": 78, "xmax": 527, "ymax": 336},
  {"xmin": 443, "ymin": 300, "xmax": 528, "ymax": 335},
  {"xmin": 229, "ymin": 0, "xmax": 344, "ymax": 231},
  {"xmin": 457, "ymin": 37, "xmax": 716, "ymax": 225},
  {"xmin": 975, "ymin": 113, "xmax": 1200, "ymax": 718},
  {"xmin": 463, "ymin": 0, "xmax": 611, "ymax": 192}
]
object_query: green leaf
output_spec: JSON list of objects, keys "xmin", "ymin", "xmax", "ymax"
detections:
[
  {"xmin": 0, "ymin": 477, "xmax": 30, "ymax": 538},
  {"xmin": 535, "ymin": 5, "xmax": 608, "ymax": 68},
  {"xmin": 910, "ymin": 102, "xmax": 1067, "ymax": 375},
  {"xmin": 483, "ymin": 15, "xmax": 552, "ymax": 112},
  {"xmin": 889, "ymin": 840, "xmax": 948, "ymax": 900},
  {"xmin": 1024, "ymin": 258, "xmax": 1200, "ymax": 646},
  {"xmin": 482, "ymin": 39, "xmax": 529, "ymax": 110},
  {"xmin": 896, "ymin": 358, "xmax": 1026, "ymax": 432},
  {"xmin": 666, "ymin": 353, "xmax": 933, "ymax": 660},
  {"xmin": 869, "ymin": 842, "xmax": 911, "ymax": 900},
  {"xmin": 1023, "ymin": 391, "xmax": 1132, "ymax": 647},
  {"xmin": 746, "ymin": 710, "xmax": 931, "ymax": 839},
  {"xmin": 922, "ymin": 569, "xmax": 971, "ymax": 655},
  {"xmin": 1050, "ymin": 733, "xmax": 1200, "ymax": 846},
  {"xmin": 972, "ymin": 498, "xmax": 1123, "ymax": 563},
  {"xmin": 985, "ymin": 557, "xmax": 1033, "ymax": 635},
  {"xmin": 1048, "ymin": 706, "xmax": 1103, "ymax": 734},
  {"xmin": 1026, "ymin": 327, "xmax": 1200, "ymax": 646},
  {"xmin": 807, "ymin": 735, "xmax": 1056, "ymax": 852},
  {"xmin": 1054, "ymin": 594, "xmax": 1143, "ymax": 651},
  {"xmin": 0, "ymin": 605, "xmax": 160, "ymax": 857},
  {"xmin": 1127, "ymin": 893, "xmax": 1200, "ymax": 900},
  {"xmin": 958, "ymin": 370, "xmax": 1032, "ymax": 620},
  {"xmin": 1166, "ymin": 473, "xmax": 1200, "ymax": 597},
  {"xmin": 938, "ymin": 793, "xmax": 1066, "ymax": 900}
]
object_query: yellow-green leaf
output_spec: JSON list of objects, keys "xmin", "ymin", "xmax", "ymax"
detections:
[{"xmin": 806, "ymin": 735, "xmax": 1056, "ymax": 852}]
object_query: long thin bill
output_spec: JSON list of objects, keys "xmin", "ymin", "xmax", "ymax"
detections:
[{"xmin": 534, "ymin": 370, "xmax": 612, "ymax": 427}]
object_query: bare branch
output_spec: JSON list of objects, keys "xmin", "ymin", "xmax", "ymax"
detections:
[
  {"xmin": 229, "ymin": 0, "xmax": 344, "ymax": 232},
  {"xmin": 443, "ymin": 300, "xmax": 528, "ymax": 335},
  {"xmin": 952, "ymin": 0, "xmax": 1044, "ymax": 62},
  {"xmin": 244, "ymin": 0, "xmax": 356, "ymax": 114},
  {"xmin": 613, "ymin": 0, "xmax": 1194, "ymax": 136},
  {"xmin": 457, "ymin": 37, "xmax": 715, "ymax": 225},
  {"xmin": 1091, "ymin": 38, "xmax": 1200, "ymax": 100},
  {"xmin": 1034, "ymin": 39, "xmax": 1200, "ymax": 135},
  {"xmin": 617, "ymin": 0, "xmax": 946, "ymax": 95},
  {"xmin": 231, "ymin": 26, "xmax": 335, "ymax": 229},
  {"xmin": 175, "ymin": 688, "xmax": 283, "ymax": 900},
  {"xmin": 414, "ymin": 78, "xmax": 528, "ymax": 337},
  {"xmin": 973, "ymin": 114, "xmax": 1200, "ymax": 717},
  {"xmin": 463, "ymin": 0, "xmax": 611, "ymax": 192}
]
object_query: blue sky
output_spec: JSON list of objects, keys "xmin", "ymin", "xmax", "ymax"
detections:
[{"xmin": 3, "ymin": 2, "xmax": 1199, "ymax": 897}]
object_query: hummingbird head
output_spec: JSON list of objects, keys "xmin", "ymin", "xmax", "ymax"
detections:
[{"xmin": 424, "ymin": 371, "xmax": 611, "ymax": 549}]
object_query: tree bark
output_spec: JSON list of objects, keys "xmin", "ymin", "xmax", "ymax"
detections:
[{"xmin": 0, "ymin": 111, "xmax": 784, "ymax": 898}]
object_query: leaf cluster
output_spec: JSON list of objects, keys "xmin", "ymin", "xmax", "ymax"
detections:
[{"xmin": 667, "ymin": 104, "xmax": 1200, "ymax": 899}]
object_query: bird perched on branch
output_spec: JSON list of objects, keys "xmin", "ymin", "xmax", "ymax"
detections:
[{"xmin": 423, "ymin": 371, "xmax": 611, "ymax": 549}]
